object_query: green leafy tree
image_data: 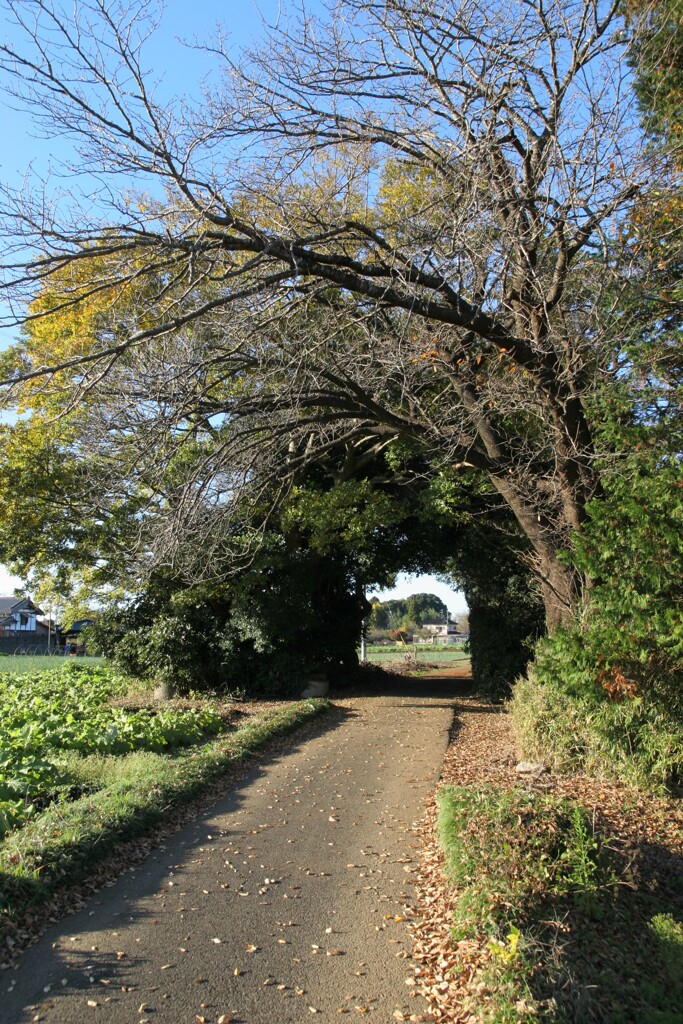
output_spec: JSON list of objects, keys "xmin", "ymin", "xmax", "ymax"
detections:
[
  {"xmin": 629, "ymin": 0, "xmax": 683, "ymax": 145},
  {"xmin": 405, "ymin": 594, "xmax": 448, "ymax": 627}
]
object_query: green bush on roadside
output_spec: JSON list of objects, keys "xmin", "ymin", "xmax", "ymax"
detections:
[
  {"xmin": 510, "ymin": 647, "xmax": 683, "ymax": 793},
  {"xmin": 509, "ymin": 437, "xmax": 683, "ymax": 794}
]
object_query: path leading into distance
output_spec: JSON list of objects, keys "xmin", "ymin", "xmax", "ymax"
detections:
[{"xmin": 4, "ymin": 679, "xmax": 459, "ymax": 1024}]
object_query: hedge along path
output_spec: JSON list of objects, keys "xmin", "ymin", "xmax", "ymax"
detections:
[{"xmin": 1, "ymin": 679, "xmax": 459, "ymax": 1023}]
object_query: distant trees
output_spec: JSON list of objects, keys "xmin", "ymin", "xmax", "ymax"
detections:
[{"xmin": 368, "ymin": 594, "xmax": 449, "ymax": 633}]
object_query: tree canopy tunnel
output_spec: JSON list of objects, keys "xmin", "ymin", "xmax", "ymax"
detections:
[{"xmin": 0, "ymin": 0, "xmax": 654, "ymax": 637}]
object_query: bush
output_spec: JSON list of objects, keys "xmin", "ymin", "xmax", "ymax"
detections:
[
  {"xmin": 88, "ymin": 547, "xmax": 367, "ymax": 696},
  {"xmin": 511, "ymin": 652, "xmax": 683, "ymax": 792},
  {"xmin": 511, "ymin": 426, "xmax": 683, "ymax": 791}
]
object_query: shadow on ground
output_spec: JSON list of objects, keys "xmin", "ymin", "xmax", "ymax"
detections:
[
  {"xmin": 0, "ymin": 705, "xmax": 354, "ymax": 956},
  {"xmin": 527, "ymin": 839, "xmax": 683, "ymax": 1023},
  {"xmin": 336, "ymin": 667, "xmax": 473, "ymax": 701}
]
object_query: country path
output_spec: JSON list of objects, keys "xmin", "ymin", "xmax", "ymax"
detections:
[{"xmin": 3, "ymin": 678, "xmax": 460, "ymax": 1024}]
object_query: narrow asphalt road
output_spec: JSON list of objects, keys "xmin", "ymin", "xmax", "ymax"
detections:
[{"xmin": 3, "ymin": 680, "xmax": 458, "ymax": 1024}]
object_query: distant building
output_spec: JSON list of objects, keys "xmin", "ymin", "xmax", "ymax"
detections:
[
  {"xmin": 61, "ymin": 617, "xmax": 97, "ymax": 652},
  {"xmin": 0, "ymin": 596, "xmax": 57, "ymax": 651},
  {"xmin": 422, "ymin": 618, "xmax": 457, "ymax": 636},
  {"xmin": 417, "ymin": 618, "xmax": 468, "ymax": 645}
]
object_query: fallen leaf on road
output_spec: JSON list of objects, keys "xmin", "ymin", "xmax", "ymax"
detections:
[{"xmin": 246, "ymin": 944, "xmax": 259, "ymax": 953}]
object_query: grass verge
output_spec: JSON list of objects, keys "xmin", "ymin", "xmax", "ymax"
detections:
[
  {"xmin": 436, "ymin": 785, "xmax": 683, "ymax": 1023},
  {"xmin": 0, "ymin": 698, "xmax": 329, "ymax": 940}
]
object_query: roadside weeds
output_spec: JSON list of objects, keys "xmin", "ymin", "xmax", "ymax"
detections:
[{"xmin": 410, "ymin": 697, "xmax": 683, "ymax": 1023}]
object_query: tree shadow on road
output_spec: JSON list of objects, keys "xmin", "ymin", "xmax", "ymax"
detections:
[
  {"xmin": 337, "ymin": 665, "xmax": 473, "ymax": 701},
  {"xmin": 0, "ymin": 704, "xmax": 353, "ymax": 967}
]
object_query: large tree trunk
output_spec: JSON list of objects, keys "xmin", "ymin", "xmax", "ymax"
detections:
[
  {"xmin": 537, "ymin": 557, "xmax": 582, "ymax": 629},
  {"xmin": 491, "ymin": 474, "xmax": 585, "ymax": 628}
]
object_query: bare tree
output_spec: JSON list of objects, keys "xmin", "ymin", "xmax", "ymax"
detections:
[{"xmin": 0, "ymin": 0, "xmax": 644, "ymax": 624}]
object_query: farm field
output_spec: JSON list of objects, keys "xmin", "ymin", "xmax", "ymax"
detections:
[
  {"xmin": 0, "ymin": 660, "xmax": 328, "ymax": 944},
  {"xmin": 0, "ymin": 661, "xmax": 225, "ymax": 836},
  {"xmin": 364, "ymin": 645, "xmax": 470, "ymax": 666},
  {"xmin": 0, "ymin": 654, "xmax": 106, "ymax": 674}
]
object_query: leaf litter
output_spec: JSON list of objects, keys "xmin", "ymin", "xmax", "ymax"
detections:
[{"xmin": 408, "ymin": 696, "xmax": 682, "ymax": 1023}]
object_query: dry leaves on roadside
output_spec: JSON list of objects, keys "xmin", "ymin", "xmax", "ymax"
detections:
[{"xmin": 408, "ymin": 696, "xmax": 682, "ymax": 1023}]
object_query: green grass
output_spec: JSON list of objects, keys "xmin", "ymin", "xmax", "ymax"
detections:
[
  {"xmin": 0, "ymin": 654, "xmax": 106, "ymax": 674},
  {"xmin": 436, "ymin": 785, "xmax": 683, "ymax": 1023},
  {"xmin": 364, "ymin": 646, "xmax": 470, "ymax": 664},
  {"xmin": 0, "ymin": 698, "xmax": 329, "ymax": 938}
]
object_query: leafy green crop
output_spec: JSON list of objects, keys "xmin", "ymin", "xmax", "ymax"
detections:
[{"xmin": 0, "ymin": 662, "xmax": 223, "ymax": 834}]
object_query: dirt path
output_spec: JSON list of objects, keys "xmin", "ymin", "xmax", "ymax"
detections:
[{"xmin": 3, "ymin": 680, "xmax": 462, "ymax": 1024}]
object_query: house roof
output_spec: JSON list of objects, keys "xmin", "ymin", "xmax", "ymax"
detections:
[
  {"xmin": 64, "ymin": 618, "xmax": 96, "ymax": 634},
  {"xmin": 0, "ymin": 596, "xmax": 44, "ymax": 616}
]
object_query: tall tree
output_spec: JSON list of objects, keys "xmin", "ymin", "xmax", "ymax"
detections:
[{"xmin": 0, "ymin": 0, "xmax": 648, "ymax": 627}]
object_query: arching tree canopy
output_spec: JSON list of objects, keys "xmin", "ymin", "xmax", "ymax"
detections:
[{"xmin": 0, "ymin": 0, "xmax": 674, "ymax": 643}]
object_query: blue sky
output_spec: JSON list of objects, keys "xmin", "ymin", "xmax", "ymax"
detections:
[
  {"xmin": 0, "ymin": 1, "xmax": 295, "ymax": 205},
  {"xmin": 0, "ymin": 0, "xmax": 468, "ymax": 611},
  {"xmin": 0, "ymin": 0, "xmax": 291, "ymax": 593}
]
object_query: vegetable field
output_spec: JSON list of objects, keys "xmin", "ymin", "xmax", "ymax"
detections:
[{"xmin": 0, "ymin": 662, "xmax": 223, "ymax": 836}]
